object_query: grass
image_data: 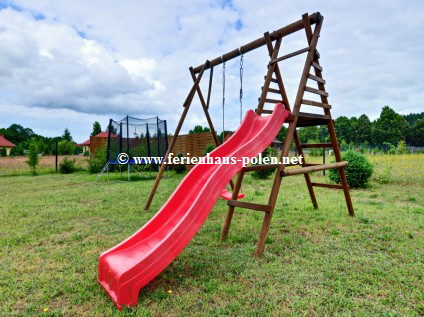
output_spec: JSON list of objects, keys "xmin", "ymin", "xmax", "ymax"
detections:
[{"xmin": 0, "ymin": 169, "xmax": 423, "ymax": 316}]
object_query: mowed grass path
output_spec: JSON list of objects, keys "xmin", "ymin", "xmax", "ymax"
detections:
[{"xmin": 0, "ymin": 172, "xmax": 423, "ymax": 316}]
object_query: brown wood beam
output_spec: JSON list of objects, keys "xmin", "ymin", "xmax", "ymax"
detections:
[
  {"xmin": 281, "ymin": 161, "xmax": 348, "ymax": 177},
  {"xmin": 311, "ymin": 182, "xmax": 346, "ymax": 189},
  {"xmin": 192, "ymin": 12, "xmax": 322, "ymax": 73},
  {"xmin": 269, "ymin": 47, "xmax": 310, "ymax": 64},
  {"xmin": 227, "ymin": 200, "xmax": 271, "ymax": 213}
]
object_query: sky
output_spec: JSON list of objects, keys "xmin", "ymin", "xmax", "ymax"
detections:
[{"xmin": 0, "ymin": 0, "xmax": 423, "ymax": 143}]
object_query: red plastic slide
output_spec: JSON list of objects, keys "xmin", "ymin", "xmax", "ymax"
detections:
[{"xmin": 98, "ymin": 103, "xmax": 290, "ymax": 309}]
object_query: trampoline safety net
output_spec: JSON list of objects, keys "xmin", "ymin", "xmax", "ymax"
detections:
[{"xmin": 107, "ymin": 116, "xmax": 168, "ymax": 164}]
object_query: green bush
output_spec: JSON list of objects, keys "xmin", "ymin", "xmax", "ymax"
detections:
[
  {"xmin": 203, "ymin": 144, "xmax": 216, "ymax": 156},
  {"xmin": 88, "ymin": 145, "xmax": 107, "ymax": 173},
  {"xmin": 26, "ymin": 142, "xmax": 39, "ymax": 175},
  {"xmin": 252, "ymin": 147, "xmax": 275, "ymax": 179},
  {"xmin": 59, "ymin": 156, "xmax": 77, "ymax": 174},
  {"xmin": 375, "ymin": 166, "xmax": 392, "ymax": 184},
  {"xmin": 329, "ymin": 150, "xmax": 373, "ymax": 188},
  {"xmin": 174, "ymin": 153, "xmax": 186, "ymax": 174},
  {"xmin": 0, "ymin": 147, "xmax": 7, "ymax": 156}
]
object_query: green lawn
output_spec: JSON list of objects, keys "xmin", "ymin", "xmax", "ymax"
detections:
[{"xmin": 0, "ymin": 171, "xmax": 423, "ymax": 316}]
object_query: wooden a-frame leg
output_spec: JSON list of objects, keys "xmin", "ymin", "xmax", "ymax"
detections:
[
  {"xmin": 262, "ymin": 32, "xmax": 318, "ymax": 210},
  {"xmin": 221, "ymin": 170, "xmax": 245, "ymax": 240},
  {"xmin": 144, "ymin": 62, "xmax": 208, "ymax": 210},
  {"xmin": 293, "ymin": 130, "xmax": 318, "ymax": 209}
]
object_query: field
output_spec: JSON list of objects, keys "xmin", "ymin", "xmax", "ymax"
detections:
[
  {"xmin": 0, "ymin": 157, "xmax": 423, "ymax": 316},
  {"xmin": 0, "ymin": 155, "xmax": 88, "ymax": 176}
]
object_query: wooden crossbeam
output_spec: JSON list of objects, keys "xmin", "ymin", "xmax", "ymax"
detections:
[
  {"xmin": 301, "ymin": 99, "xmax": 331, "ymax": 109},
  {"xmin": 308, "ymin": 73, "xmax": 325, "ymax": 84},
  {"xmin": 281, "ymin": 161, "xmax": 348, "ymax": 177},
  {"xmin": 227, "ymin": 200, "xmax": 271, "ymax": 213},
  {"xmin": 305, "ymin": 86, "xmax": 329, "ymax": 97},
  {"xmin": 311, "ymin": 182, "xmax": 345, "ymax": 189},
  {"xmin": 259, "ymin": 98, "xmax": 284, "ymax": 104},
  {"xmin": 301, "ymin": 142, "xmax": 337, "ymax": 148},
  {"xmin": 269, "ymin": 47, "xmax": 310, "ymax": 64},
  {"xmin": 311, "ymin": 61, "xmax": 322, "ymax": 71},
  {"xmin": 264, "ymin": 87, "xmax": 281, "ymax": 94}
]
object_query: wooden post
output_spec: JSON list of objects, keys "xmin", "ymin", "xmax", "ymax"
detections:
[
  {"xmin": 263, "ymin": 31, "xmax": 318, "ymax": 210},
  {"xmin": 302, "ymin": 14, "xmax": 354, "ymax": 217},
  {"xmin": 144, "ymin": 61, "xmax": 209, "ymax": 210},
  {"xmin": 221, "ymin": 170, "xmax": 245, "ymax": 240},
  {"xmin": 55, "ymin": 141, "xmax": 58, "ymax": 172},
  {"xmin": 255, "ymin": 15, "xmax": 324, "ymax": 257}
]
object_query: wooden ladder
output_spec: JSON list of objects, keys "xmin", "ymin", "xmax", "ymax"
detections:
[{"xmin": 221, "ymin": 13, "xmax": 354, "ymax": 257}]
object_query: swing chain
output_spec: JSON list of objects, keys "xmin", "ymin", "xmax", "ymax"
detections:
[{"xmin": 239, "ymin": 53, "xmax": 244, "ymax": 123}]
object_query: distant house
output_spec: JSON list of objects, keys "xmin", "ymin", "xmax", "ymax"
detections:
[
  {"xmin": 77, "ymin": 132, "xmax": 117, "ymax": 156},
  {"xmin": 0, "ymin": 134, "xmax": 16, "ymax": 155},
  {"xmin": 78, "ymin": 139, "xmax": 91, "ymax": 154}
]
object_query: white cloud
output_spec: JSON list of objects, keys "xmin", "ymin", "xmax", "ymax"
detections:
[{"xmin": 0, "ymin": 0, "xmax": 423, "ymax": 141}]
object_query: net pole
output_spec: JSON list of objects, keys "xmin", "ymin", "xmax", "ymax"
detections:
[
  {"xmin": 119, "ymin": 122, "xmax": 123, "ymax": 154},
  {"xmin": 164, "ymin": 120, "xmax": 169, "ymax": 156},
  {"xmin": 146, "ymin": 123, "xmax": 151, "ymax": 157},
  {"xmin": 126, "ymin": 116, "xmax": 129, "ymax": 157},
  {"xmin": 157, "ymin": 117, "xmax": 160, "ymax": 158},
  {"xmin": 107, "ymin": 119, "xmax": 112, "ymax": 162}
]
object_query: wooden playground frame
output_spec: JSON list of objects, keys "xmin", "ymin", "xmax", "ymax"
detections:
[{"xmin": 144, "ymin": 12, "xmax": 354, "ymax": 256}]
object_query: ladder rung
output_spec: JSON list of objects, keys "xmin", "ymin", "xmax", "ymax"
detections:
[
  {"xmin": 264, "ymin": 98, "xmax": 284, "ymax": 104},
  {"xmin": 301, "ymin": 143, "xmax": 337, "ymax": 148},
  {"xmin": 244, "ymin": 164, "xmax": 280, "ymax": 172},
  {"xmin": 308, "ymin": 73, "xmax": 325, "ymax": 84},
  {"xmin": 301, "ymin": 99, "xmax": 331, "ymax": 109},
  {"xmin": 281, "ymin": 162, "xmax": 348, "ymax": 177},
  {"xmin": 312, "ymin": 61, "xmax": 322, "ymax": 71},
  {"xmin": 269, "ymin": 47, "xmax": 310, "ymax": 64},
  {"xmin": 305, "ymin": 86, "xmax": 329, "ymax": 97},
  {"xmin": 227, "ymin": 200, "xmax": 271, "ymax": 213},
  {"xmin": 266, "ymin": 77, "xmax": 279, "ymax": 84},
  {"xmin": 264, "ymin": 87, "xmax": 281, "ymax": 94},
  {"xmin": 257, "ymin": 109, "xmax": 273, "ymax": 114},
  {"xmin": 311, "ymin": 182, "xmax": 345, "ymax": 190},
  {"xmin": 287, "ymin": 113, "xmax": 331, "ymax": 127}
]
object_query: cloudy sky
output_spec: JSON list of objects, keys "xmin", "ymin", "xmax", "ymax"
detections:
[{"xmin": 0, "ymin": 0, "xmax": 423, "ymax": 142}]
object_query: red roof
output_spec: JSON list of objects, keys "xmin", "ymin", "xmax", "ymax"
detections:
[
  {"xmin": 0, "ymin": 135, "xmax": 16, "ymax": 147},
  {"xmin": 94, "ymin": 132, "xmax": 118, "ymax": 138},
  {"xmin": 77, "ymin": 139, "xmax": 91, "ymax": 146}
]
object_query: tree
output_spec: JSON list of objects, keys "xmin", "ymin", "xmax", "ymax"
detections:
[
  {"xmin": 62, "ymin": 128, "xmax": 73, "ymax": 142},
  {"xmin": 334, "ymin": 116, "xmax": 353, "ymax": 143},
  {"xmin": 372, "ymin": 106, "xmax": 408, "ymax": 145},
  {"xmin": 298, "ymin": 126, "xmax": 320, "ymax": 143},
  {"xmin": 3, "ymin": 124, "xmax": 34, "ymax": 145},
  {"xmin": 189, "ymin": 125, "xmax": 210, "ymax": 134},
  {"xmin": 276, "ymin": 125, "xmax": 288, "ymax": 142},
  {"xmin": 107, "ymin": 124, "xmax": 117, "ymax": 134},
  {"xmin": 58, "ymin": 140, "xmax": 76, "ymax": 155},
  {"xmin": 91, "ymin": 121, "xmax": 102, "ymax": 136},
  {"xmin": 406, "ymin": 118, "xmax": 424, "ymax": 146},
  {"xmin": 26, "ymin": 141, "xmax": 39, "ymax": 175},
  {"xmin": 355, "ymin": 114, "xmax": 372, "ymax": 144},
  {"xmin": 403, "ymin": 112, "xmax": 424, "ymax": 126}
]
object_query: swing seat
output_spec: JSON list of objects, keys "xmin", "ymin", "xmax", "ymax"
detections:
[{"xmin": 220, "ymin": 188, "xmax": 245, "ymax": 200}]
